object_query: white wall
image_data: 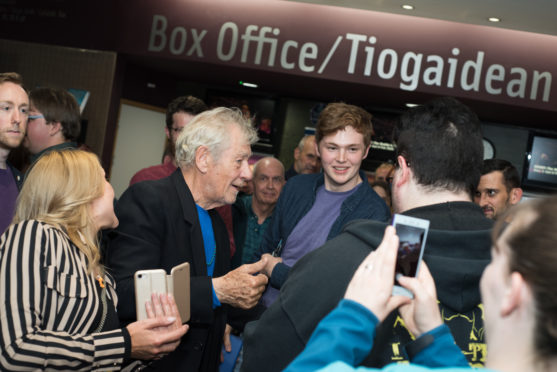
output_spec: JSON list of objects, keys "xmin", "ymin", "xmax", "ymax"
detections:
[{"xmin": 110, "ymin": 102, "xmax": 166, "ymax": 198}]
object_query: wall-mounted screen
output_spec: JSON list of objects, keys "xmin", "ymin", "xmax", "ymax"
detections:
[
  {"xmin": 522, "ymin": 132, "xmax": 557, "ymax": 192},
  {"xmin": 206, "ymin": 90, "xmax": 278, "ymax": 154}
]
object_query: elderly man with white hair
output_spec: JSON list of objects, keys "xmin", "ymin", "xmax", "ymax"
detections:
[{"xmin": 107, "ymin": 107, "xmax": 269, "ymax": 371}]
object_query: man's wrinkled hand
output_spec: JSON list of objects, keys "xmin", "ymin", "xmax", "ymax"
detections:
[{"xmin": 213, "ymin": 258, "xmax": 269, "ymax": 309}]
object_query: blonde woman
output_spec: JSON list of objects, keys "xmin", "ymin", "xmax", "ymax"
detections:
[{"xmin": 0, "ymin": 149, "xmax": 188, "ymax": 371}]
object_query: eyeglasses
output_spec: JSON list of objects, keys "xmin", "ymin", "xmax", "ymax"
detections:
[{"xmin": 28, "ymin": 114, "xmax": 44, "ymax": 121}]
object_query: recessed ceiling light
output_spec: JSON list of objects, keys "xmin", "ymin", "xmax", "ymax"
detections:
[
  {"xmin": 401, "ymin": 4, "xmax": 414, "ymax": 10},
  {"xmin": 239, "ymin": 81, "xmax": 258, "ymax": 88},
  {"xmin": 405, "ymin": 103, "xmax": 419, "ymax": 107},
  {"xmin": 488, "ymin": 17, "xmax": 501, "ymax": 23}
]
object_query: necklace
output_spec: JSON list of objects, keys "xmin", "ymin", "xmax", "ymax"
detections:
[{"xmin": 206, "ymin": 245, "xmax": 216, "ymax": 266}]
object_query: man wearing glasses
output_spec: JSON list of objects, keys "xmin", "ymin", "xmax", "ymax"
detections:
[
  {"xmin": 129, "ymin": 95, "xmax": 207, "ymax": 185},
  {"xmin": 25, "ymin": 87, "xmax": 80, "ymax": 163}
]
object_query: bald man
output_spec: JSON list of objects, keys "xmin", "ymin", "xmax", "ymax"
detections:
[
  {"xmin": 285, "ymin": 135, "xmax": 320, "ymax": 180},
  {"xmin": 231, "ymin": 157, "xmax": 286, "ymax": 268}
]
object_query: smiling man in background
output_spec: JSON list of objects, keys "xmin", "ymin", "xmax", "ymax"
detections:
[{"xmin": 231, "ymin": 156, "xmax": 285, "ymax": 268}]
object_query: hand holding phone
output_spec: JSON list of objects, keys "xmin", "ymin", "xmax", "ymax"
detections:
[
  {"xmin": 391, "ymin": 214, "xmax": 430, "ymax": 298},
  {"xmin": 134, "ymin": 269, "xmax": 167, "ymax": 321},
  {"xmin": 345, "ymin": 226, "xmax": 411, "ymax": 322},
  {"xmin": 134, "ymin": 262, "xmax": 191, "ymax": 322}
]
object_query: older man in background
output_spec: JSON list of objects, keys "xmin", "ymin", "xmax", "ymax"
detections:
[
  {"xmin": 107, "ymin": 107, "xmax": 269, "ymax": 371},
  {"xmin": 231, "ymin": 157, "xmax": 285, "ymax": 268},
  {"xmin": 285, "ymin": 134, "xmax": 320, "ymax": 180}
]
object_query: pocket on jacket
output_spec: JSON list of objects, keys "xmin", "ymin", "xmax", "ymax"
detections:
[{"xmin": 41, "ymin": 265, "xmax": 87, "ymax": 298}]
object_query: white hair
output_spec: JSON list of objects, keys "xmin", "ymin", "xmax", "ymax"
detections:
[{"xmin": 176, "ymin": 106, "xmax": 258, "ymax": 168}]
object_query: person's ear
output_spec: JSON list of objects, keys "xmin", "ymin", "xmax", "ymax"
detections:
[
  {"xmin": 500, "ymin": 272, "xmax": 527, "ymax": 317},
  {"xmin": 195, "ymin": 146, "xmax": 210, "ymax": 174},
  {"xmin": 314, "ymin": 141, "xmax": 321, "ymax": 158},
  {"xmin": 294, "ymin": 147, "xmax": 301, "ymax": 160},
  {"xmin": 510, "ymin": 188, "xmax": 523, "ymax": 205},
  {"xmin": 362, "ymin": 144, "xmax": 370, "ymax": 159},
  {"xmin": 395, "ymin": 155, "xmax": 411, "ymax": 187},
  {"xmin": 49, "ymin": 121, "xmax": 62, "ymax": 136},
  {"xmin": 164, "ymin": 126, "xmax": 171, "ymax": 140}
]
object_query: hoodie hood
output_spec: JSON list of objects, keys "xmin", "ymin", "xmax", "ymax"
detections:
[{"xmin": 343, "ymin": 203, "xmax": 493, "ymax": 312}]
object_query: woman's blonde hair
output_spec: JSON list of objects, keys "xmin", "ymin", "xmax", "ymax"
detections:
[{"xmin": 13, "ymin": 150, "xmax": 105, "ymax": 273}]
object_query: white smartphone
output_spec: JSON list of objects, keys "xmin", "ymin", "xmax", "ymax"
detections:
[
  {"xmin": 169, "ymin": 262, "xmax": 191, "ymax": 323},
  {"xmin": 134, "ymin": 268, "xmax": 167, "ymax": 320},
  {"xmin": 391, "ymin": 214, "xmax": 430, "ymax": 298}
]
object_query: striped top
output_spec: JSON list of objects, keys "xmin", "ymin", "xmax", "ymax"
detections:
[{"xmin": 0, "ymin": 220, "xmax": 130, "ymax": 371}]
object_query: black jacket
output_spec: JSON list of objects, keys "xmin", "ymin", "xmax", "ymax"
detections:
[
  {"xmin": 7, "ymin": 161, "xmax": 23, "ymax": 190},
  {"xmin": 106, "ymin": 170, "xmax": 230, "ymax": 371},
  {"xmin": 242, "ymin": 202, "xmax": 493, "ymax": 371}
]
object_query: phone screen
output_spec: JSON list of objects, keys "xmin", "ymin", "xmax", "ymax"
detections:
[
  {"xmin": 391, "ymin": 214, "xmax": 430, "ymax": 298},
  {"xmin": 394, "ymin": 223, "xmax": 427, "ymax": 281}
]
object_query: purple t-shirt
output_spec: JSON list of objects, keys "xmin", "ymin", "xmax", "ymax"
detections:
[
  {"xmin": 0, "ymin": 167, "xmax": 19, "ymax": 235},
  {"xmin": 262, "ymin": 183, "xmax": 359, "ymax": 306}
]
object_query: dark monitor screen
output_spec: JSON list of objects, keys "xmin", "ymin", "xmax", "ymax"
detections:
[{"xmin": 523, "ymin": 132, "xmax": 557, "ymax": 191}]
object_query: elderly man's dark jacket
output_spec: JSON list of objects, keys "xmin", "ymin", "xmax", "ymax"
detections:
[{"xmin": 106, "ymin": 169, "xmax": 229, "ymax": 371}]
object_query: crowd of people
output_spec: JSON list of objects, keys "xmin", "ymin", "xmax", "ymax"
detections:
[{"xmin": 0, "ymin": 70, "xmax": 555, "ymax": 372}]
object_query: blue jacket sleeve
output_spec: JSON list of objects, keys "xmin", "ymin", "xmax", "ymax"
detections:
[
  {"xmin": 286, "ymin": 299, "xmax": 470, "ymax": 372},
  {"xmin": 269, "ymin": 262, "xmax": 289, "ymax": 288},
  {"xmin": 285, "ymin": 299, "xmax": 379, "ymax": 371}
]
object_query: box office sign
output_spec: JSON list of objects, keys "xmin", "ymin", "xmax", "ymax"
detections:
[
  {"xmin": 119, "ymin": 0, "xmax": 557, "ymax": 111},
  {"xmin": 147, "ymin": 16, "xmax": 552, "ymax": 105},
  {"xmin": 4, "ymin": 0, "xmax": 555, "ymax": 111}
]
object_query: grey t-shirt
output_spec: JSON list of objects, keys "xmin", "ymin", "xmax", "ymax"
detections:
[{"xmin": 261, "ymin": 183, "xmax": 360, "ymax": 306}]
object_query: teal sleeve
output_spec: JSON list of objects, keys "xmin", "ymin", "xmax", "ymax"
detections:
[{"xmin": 285, "ymin": 299, "xmax": 379, "ymax": 371}]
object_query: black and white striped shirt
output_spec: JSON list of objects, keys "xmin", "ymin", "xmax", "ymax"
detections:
[{"xmin": 0, "ymin": 220, "xmax": 129, "ymax": 371}]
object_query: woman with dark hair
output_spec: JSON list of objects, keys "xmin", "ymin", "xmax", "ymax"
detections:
[
  {"xmin": 0, "ymin": 149, "xmax": 188, "ymax": 371},
  {"xmin": 287, "ymin": 196, "xmax": 557, "ymax": 372}
]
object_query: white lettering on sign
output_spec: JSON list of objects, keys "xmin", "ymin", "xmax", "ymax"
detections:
[
  {"xmin": 147, "ymin": 15, "xmax": 553, "ymax": 104},
  {"xmin": 148, "ymin": 14, "xmax": 207, "ymax": 57},
  {"xmin": 345, "ymin": 34, "xmax": 552, "ymax": 102}
]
